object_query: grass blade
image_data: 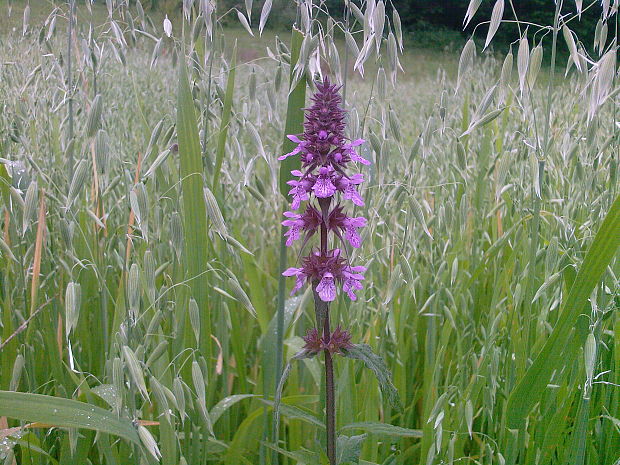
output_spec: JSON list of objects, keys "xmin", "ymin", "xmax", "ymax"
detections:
[
  {"xmin": 0, "ymin": 391, "xmax": 141, "ymax": 446},
  {"xmin": 507, "ymin": 194, "xmax": 620, "ymax": 428},
  {"xmin": 177, "ymin": 50, "xmax": 212, "ymax": 360},
  {"xmin": 212, "ymin": 43, "xmax": 237, "ymax": 195}
]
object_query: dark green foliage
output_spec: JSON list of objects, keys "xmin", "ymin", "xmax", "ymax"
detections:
[{"xmin": 394, "ymin": 0, "xmax": 602, "ymax": 52}]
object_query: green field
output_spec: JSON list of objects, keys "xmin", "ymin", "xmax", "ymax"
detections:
[{"xmin": 0, "ymin": 1, "xmax": 619, "ymax": 465}]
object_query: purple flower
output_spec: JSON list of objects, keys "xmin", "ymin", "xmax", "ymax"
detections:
[
  {"xmin": 312, "ymin": 166, "xmax": 338, "ymax": 198},
  {"xmin": 279, "ymin": 77, "xmax": 369, "ymax": 303},
  {"xmin": 316, "ymin": 272, "xmax": 337, "ymax": 301},
  {"xmin": 286, "ymin": 170, "xmax": 313, "ymax": 209},
  {"xmin": 282, "ymin": 266, "xmax": 308, "ymax": 295},
  {"xmin": 278, "ymin": 135, "xmax": 307, "ymax": 160},
  {"xmin": 327, "ymin": 205, "xmax": 367, "ymax": 248},
  {"xmin": 282, "ymin": 249, "xmax": 366, "ymax": 302},
  {"xmin": 336, "ymin": 173, "xmax": 365, "ymax": 206},
  {"xmin": 282, "ymin": 205, "xmax": 322, "ymax": 246},
  {"xmin": 342, "ymin": 265, "xmax": 367, "ymax": 301}
]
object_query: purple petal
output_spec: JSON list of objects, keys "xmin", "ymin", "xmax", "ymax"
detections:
[
  {"xmin": 345, "ymin": 227, "xmax": 362, "ymax": 248},
  {"xmin": 349, "ymin": 150, "xmax": 371, "ymax": 165},
  {"xmin": 283, "ymin": 267, "xmax": 301, "ymax": 277},
  {"xmin": 316, "ymin": 273, "xmax": 336, "ymax": 302},
  {"xmin": 346, "ymin": 216, "xmax": 367, "ymax": 227},
  {"xmin": 278, "ymin": 145, "xmax": 302, "ymax": 161},
  {"xmin": 344, "ymin": 185, "xmax": 364, "ymax": 206},
  {"xmin": 343, "ymin": 274, "xmax": 364, "ymax": 300},
  {"xmin": 287, "ymin": 135, "xmax": 302, "ymax": 143},
  {"xmin": 348, "ymin": 265, "xmax": 367, "ymax": 273},
  {"xmin": 284, "ymin": 226, "xmax": 300, "ymax": 246},
  {"xmin": 349, "ymin": 173, "xmax": 364, "ymax": 185},
  {"xmin": 313, "ymin": 176, "xmax": 337, "ymax": 198}
]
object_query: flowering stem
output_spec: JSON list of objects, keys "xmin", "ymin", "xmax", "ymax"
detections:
[{"xmin": 279, "ymin": 78, "xmax": 369, "ymax": 464}]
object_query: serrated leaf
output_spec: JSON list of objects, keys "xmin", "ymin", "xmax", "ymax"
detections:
[
  {"xmin": 342, "ymin": 344, "xmax": 402, "ymax": 411},
  {"xmin": 337, "ymin": 434, "xmax": 366, "ymax": 464}
]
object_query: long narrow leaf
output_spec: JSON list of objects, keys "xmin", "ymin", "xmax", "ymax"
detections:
[
  {"xmin": 177, "ymin": 51, "xmax": 211, "ymax": 357},
  {"xmin": 0, "ymin": 391, "xmax": 140, "ymax": 446},
  {"xmin": 507, "ymin": 194, "xmax": 620, "ymax": 428},
  {"xmin": 213, "ymin": 44, "xmax": 237, "ymax": 194}
]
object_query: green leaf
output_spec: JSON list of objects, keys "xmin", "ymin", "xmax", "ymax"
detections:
[
  {"xmin": 210, "ymin": 394, "xmax": 257, "ymax": 424},
  {"xmin": 339, "ymin": 422, "xmax": 422, "ymax": 438},
  {"xmin": 506, "ymin": 193, "xmax": 620, "ymax": 428},
  {"xmin": 0, "ymin": 391, "xmax": 140, "ymax": 446},
  {"xmin": 342, "ymin": 344, "xmax": 403, "ymax": 411},
  {"xmin": 262, "ymin": 398, "xmax": 325, "ymax": 430},
  {"xmin": 177, "ymin": 48, "xmax": 211, "ymax": 357},
  {"xmin": 213, "ymin": 44, "xmax": 236, "ymax": 193},
  {"xmin": 337, "ymin": 434, "xmax": 367, "ymax": 464}
]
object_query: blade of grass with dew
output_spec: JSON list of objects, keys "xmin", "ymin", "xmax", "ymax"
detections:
[
  {"xmin": 0, "ymin": 391, "xmax": 141, "ymax": 446},
  {"xmin": 507, "ymin": 193, "xmax": 620, "ymax": 429},
  {"xmin": 177, "ymin": 50, "xmax": 212, "ymax": 362}
]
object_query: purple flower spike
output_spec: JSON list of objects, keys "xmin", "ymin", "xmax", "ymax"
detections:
[{"xmin": 278, "ymin": 77, "xmax": 370, "ymax": 302}]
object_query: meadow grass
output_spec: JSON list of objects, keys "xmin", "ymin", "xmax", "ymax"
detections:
[{"xmin": 0, "ymin": 1, "xmax": 619, "ymax": 465}]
